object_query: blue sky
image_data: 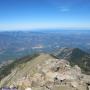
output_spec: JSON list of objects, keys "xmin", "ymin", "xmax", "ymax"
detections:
[{"xmin": 0, "ymin": 0, "xmax": 90, "ymax": 30}]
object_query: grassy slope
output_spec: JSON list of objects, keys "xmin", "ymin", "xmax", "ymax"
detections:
[{"xmin": 0, "ymin": 53, "xmax": 55, "ymax": 87}]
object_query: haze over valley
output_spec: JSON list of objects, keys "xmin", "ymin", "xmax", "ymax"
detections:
[{"xmin": 0, "ymin": 30, "xmax": 90, "ymax": 62}]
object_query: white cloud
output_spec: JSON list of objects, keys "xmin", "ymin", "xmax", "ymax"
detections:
[
  {"xmin": 61, "ymin": 8, "xmax": 69, "ymax": 12},
  {"xmin": 60, "ymin": 7, "xmax": 70, "ymax": 12}
]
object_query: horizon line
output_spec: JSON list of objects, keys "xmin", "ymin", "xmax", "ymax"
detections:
[{"xmin": 0, "ymin": 28, "xmax": 90, "ymax": 32}]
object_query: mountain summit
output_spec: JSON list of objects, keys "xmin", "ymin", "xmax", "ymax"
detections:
[{"xmin": 0, "ymin": 52, "xmax": 90, "ymax": 90}]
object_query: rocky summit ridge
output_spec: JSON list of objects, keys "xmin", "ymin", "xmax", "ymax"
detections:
[{"xmin": 0, "ymin": 53, "xmax": 90, "ymax": 90}]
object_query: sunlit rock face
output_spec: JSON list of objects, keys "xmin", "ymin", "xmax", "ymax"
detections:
[{"xmin": 25, "ymin": 88, "xmax": 32, "ymax": 90}]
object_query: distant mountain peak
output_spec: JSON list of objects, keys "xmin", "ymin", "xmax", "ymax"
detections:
[
  {"xmin": 54, "ymin": 47, "xmax": 88, "ymax": 58},
  {"xmin": 54, "ymin": 47, "xmax": 90, "ymax": 74}
]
